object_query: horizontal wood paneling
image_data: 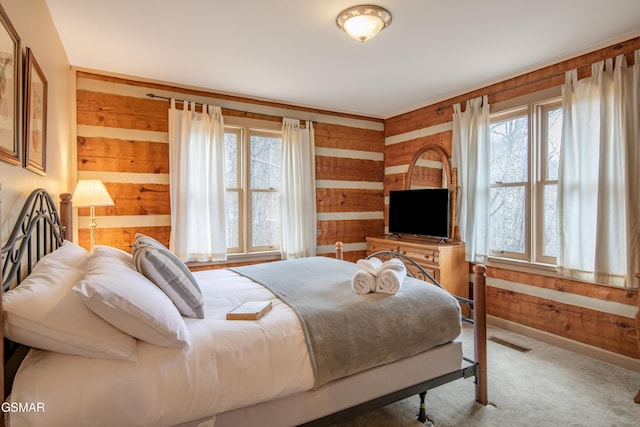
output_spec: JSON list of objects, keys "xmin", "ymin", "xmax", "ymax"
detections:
[
  {"xmin": 315, "ymin": 123, "xmax": 384, "ymax": 152},
  {"xmin": 384, "ymin": 174, "xmax": 406, "ymax": 195},
  {"xmin": 317, "ymin": 219, "xmax": 384, "ymax": 246},
  {"xmin": 78, "ymin": 183, "xmax": 170, "ymax": 216},
  {"xmin": 316, "ymin": 188, "xmax": 383, "ymax": 212},
  {"xmin": 486, "ymin": 286, "xmax": 639, "ymax": 359},
  {"xmin": 78, "ymin": 136, "xmax": 169, "ymax": 173},
  {"xmin": 77, "ymin": 90, "xmax": 168, "ymax": 132},
  {"xmin": 79, "ymin": 226, "xmax": 171, "ymax": 252},
  {"xmin": 384, "ymin": 131, "xmax": 452, "ymax": 167},
  {"xmin": 76, "ymin": 71, "xmax": 384, "ymax": 125},
  {"xmin": 487, "ymin": 266, "xmax": 637, "ymax": 306},
  {"xmin": 315, "ymin": 156, "xmax": 383, "ymax": 182}
]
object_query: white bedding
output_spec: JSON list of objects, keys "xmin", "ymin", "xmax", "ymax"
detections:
[{"xmin": 9, "ymin": 269, "xmax": 314, "ymax": 427}]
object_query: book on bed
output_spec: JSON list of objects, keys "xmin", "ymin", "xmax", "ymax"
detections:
[{"xmin": 226, "ymin": 301, "xmax": 272, "ymax": 320}]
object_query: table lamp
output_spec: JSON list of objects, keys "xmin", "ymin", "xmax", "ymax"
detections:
[{"xmin": 72, "ymin": 179, "xmax": 114, "ymax": 249}]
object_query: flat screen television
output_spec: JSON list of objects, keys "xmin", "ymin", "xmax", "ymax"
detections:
[{"xmin": 388, "ymin": 188, "xmax": 450, "ymax": 239}]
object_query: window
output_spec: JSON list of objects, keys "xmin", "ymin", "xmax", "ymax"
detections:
[
  {"xmin": 224, "ymin": 118, "xmax": 282, "ymax": 254},
  {"xmin": 489, "ymin": 98, "xmax": 562, "ymax": 265}
]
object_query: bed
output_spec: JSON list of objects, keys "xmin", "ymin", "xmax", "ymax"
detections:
[{"xmin": 1, "ymin": 189, "xmax": 487, "ymax": 426}]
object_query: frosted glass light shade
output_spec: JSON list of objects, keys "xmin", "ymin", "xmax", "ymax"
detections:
[
  {"xmin": 72, "ymin": 180, "xmax": 114, "ymax": 207},
  {"xmin": 336, "ymin": 5, "xmax": 392, "ymax": 42}
]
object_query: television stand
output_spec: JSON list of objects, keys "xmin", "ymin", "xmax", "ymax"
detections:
[{"xmin": 365, "ymin": 236, "xmax": 469, "ymax": 299}]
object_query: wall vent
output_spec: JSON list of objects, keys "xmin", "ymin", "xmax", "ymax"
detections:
[{"xmin": 488, "ymin": 336, "xmax": 531, "ymax": 353}]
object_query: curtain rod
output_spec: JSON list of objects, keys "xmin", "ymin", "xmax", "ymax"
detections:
[
  {"xmin": 433, "ymin": 47, "xmax": 632, "ymax": 113},
  {"xmin": 146, "ymin": 93, "xmax": 315, "ymax": 123}
]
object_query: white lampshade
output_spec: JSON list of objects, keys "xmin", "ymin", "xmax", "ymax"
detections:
[
  {"xmin": 336, "ymin": 5, "xmax": 392, "ymax": 42},
  {"xmin": 72, "ymin": 180, "xmax": 114, "ymax": 208}
]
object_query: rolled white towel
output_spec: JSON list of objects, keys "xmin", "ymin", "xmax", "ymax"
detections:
[
  {"xmin": 377, "ymin": 258, "xmax": 406, "ymax": 272},
  {"xmin": 351, "ymin": 270, "xmax": 376, "ymax": 295},
  {"xmin": 375, "ymin": 259, "xmax": 407, "ymax": 294},
  {"xmin": 356, "ymin": 257, "xmax": 382, "ymax": 274},
  {"xmin": 351, "ymin": 258, "xmax": 382, "ymax": 294}
]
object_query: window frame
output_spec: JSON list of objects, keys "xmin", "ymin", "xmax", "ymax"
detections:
[
  {"xmin": 223, "ymin": 116, "xmax": 282, "ymax": 257},
  {"xmin": 534, "ymin": 99, "xmax": 562, "ymax": 265},
  {"xmin": 223, "ymin": 126, "xmax": 243, "ymax": 254},
  {"xmin": 246, "ymin": 128, "xmax": 282, "ymax": 253},
  {"xmin": 488, "ymin": 92, "xmax": 562, "ymax": 267},
  {"xmin": 489, "ymin": 106, "xmax": 531, "ymax": 262}
]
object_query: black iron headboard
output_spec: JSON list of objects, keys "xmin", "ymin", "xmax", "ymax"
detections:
[
  {"xmin": 1, "ymin": 189, "xmax": 72, "ymax": 398},
  {"xmin": 2, "ymin": 189, "xmax": 67, "ymax": 292}
]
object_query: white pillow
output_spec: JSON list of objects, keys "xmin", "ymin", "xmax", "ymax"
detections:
[
  {"xmin": 37, "ymin": 240, "xmax": 89, "ymax": 269},
  {"xmin": 132, "ymin": 234, "xmax": 205, "ymax": 319},
  {"xmin": 3, "ymin": 261, "xmax": 137, "ymax": 361},
  {"xmin": 74, "ymin": 248, "xmax": 191, "ymax": 349},
  {"xmin": 91, "ymin": 244, "xmax": 135, "ymax": 267}
]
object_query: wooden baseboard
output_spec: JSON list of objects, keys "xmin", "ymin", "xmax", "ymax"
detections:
[{"xmin": 488, "ymin": 315, "xmax": 640, "ymax": 373}]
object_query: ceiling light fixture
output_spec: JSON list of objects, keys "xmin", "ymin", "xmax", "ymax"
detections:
[{"xmin": 336, "ymin": 5, "xmax": 392, "ymax": 42}]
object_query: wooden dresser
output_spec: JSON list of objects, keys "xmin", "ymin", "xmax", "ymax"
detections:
[{"xmin": 366, "ymin": 236, "xmax": 469, "ymax": 299}]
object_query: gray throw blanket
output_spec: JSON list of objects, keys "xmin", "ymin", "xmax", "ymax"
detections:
[{"xmin": 231, "ymin": 257, "xmax": 461, "ymax": 388}]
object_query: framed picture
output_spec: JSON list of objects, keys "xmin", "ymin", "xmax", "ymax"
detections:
[
  {"xmin": 24, "ymin": 48, "xmax": 47, "ymax": 175},
  {"xmin": 0, "ymin": 4, "xmax": 21, "ymax": 165}
]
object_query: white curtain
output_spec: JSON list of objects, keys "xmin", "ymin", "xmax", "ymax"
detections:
[
  {"xmin": 452, "ymin": 95, "xmax": 491, "ymax": 263},
  {"xmin": 558, "ymin": 51, "xmax": 639, "ymax": 287},
  {"xmin": 168, "ymin": 99, "xmax": 227, "ymax": 262},
  {"xmin": 280, "ymin": 118, "xmax": 316, "ymax": 259}
]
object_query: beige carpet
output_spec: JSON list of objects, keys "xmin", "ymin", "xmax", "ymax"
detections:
[{"xmin": 332, "ymin": 324, "xmax": 640, "ymax": 426}]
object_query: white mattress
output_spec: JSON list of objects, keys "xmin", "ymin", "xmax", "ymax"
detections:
[{"xmin": 9, "ymin": 269, "xmax": 314, "ymax": 427}]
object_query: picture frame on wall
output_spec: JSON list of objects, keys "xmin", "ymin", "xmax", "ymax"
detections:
[
  {"xmin": 0, "ymin": 3, "xmax": 21, "ymax": 166},
  {"xmin": 24, "ymin": 48, "xmax": 47, "ymax": 175}
]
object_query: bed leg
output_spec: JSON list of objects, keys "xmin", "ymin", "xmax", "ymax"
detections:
[
  {"xmin": 417, "ymin": 391, "xmax": 428, "ymax": 423},
  {"xmin": 473, "ymin": 264, "xmax": 488, "ymax": 405}
]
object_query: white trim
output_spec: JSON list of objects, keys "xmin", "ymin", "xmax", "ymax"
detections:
[
  {"xmin": 317, "ymin": 212, "xmax": 384, "ymax": 221},
  {"xmin": 487, "ymin": 277, "xmax": 637, "ymax": 319},
  {"xmin": 188, "ymin": 251, "xmax": 281, "ymax": 267},
  {"xmin": 77, "ymin": 171, "xmax": 169, "ymax": 184},
  {"xmin": 77, "ymin": 77, "xmax": 384, "ymax": 131},
  {"xmin": 385, "ymin": 122, "xmax": 453, "ymax": 146},
  {"xmin": 488, "ymin": 316, "xmax": 640, "ymax": 373},
  {"xmin": 315, "ymin": 180, "xmax": 383, "ymax": 190},
  {"xmin": 78, "ymin": 215, "xmax": 171, "ymax": 228},
  {"xmin": 315, "ymin": 147, "xmax": 383, "ymax": 161},
  {"xmin": 385, "ymin": 165, "xmax": 408, "ymax": 175},
  {"xmin": 415, "ymin": 158, "xmax": 443, "ymax": 169},
  {"xmin": 316, "ymin": 242, "xmax": 367, "ymax": 254},
  {"xmin": 77, "ymin": 124, "xmax": 168, "ymax": 143},
  {"xmin": 384, "ymin": 159, "xmax": 443, "ymax": 180}
]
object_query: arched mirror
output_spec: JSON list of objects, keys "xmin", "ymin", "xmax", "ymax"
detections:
[{"xmin": 405, "ymin": 145, "xmax": 459, "ymax": 240}]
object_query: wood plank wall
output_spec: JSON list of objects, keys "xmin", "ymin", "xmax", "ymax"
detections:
[
  {"xmin": 75, "ymin": 72, "xmax": 384, "ymax": 262},
  {"xmin": 383, "ymin": 37, "xmax": 640, "ymax": 360}
]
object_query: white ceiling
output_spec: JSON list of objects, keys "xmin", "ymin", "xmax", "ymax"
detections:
[{"xmin": 45, "ymin": 0, "xmax": 640, "ymax": 119}]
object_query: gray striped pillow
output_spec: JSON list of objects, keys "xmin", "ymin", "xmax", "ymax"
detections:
[{"xmin": 133, "ymin": 235, "xmax": 204, "ymax": 319}]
